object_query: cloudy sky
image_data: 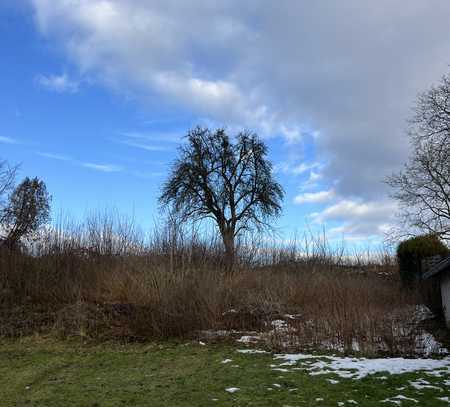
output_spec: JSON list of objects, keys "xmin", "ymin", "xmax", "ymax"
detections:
[{"xmin": 1, "ymin": 1, "xmax": 450, "ymax": 246}]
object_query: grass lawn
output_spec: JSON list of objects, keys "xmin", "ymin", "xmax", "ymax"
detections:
[{"xmin": 1, "ymin": 338, "xmax": 449, "ymax": 406}]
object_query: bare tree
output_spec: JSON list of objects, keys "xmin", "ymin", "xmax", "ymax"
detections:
[
  {"xmin": 387, "ymin": 72, "xmax": 450, "ymax": 241},
  {"xmin": 0, "ymin": 160, "xmax": 17, "ymax": 225},
  {"xmin": 1, "ymin": 177, "xmax": 51, "ymax": 249},
  {"xmin": 159, "ymin": 127, "xmax": 284, "ymax": 269}
]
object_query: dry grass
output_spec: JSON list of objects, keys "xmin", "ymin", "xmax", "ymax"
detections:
[{"xmin": 0, "ymin": 212, "xmax": 430, "ymax": 355}]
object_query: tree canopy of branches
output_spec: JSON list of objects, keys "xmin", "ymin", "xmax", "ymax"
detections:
[
  {"xmin": 1, "ymin": 176, "xmax": 51, "ymax": 249},
  {"xmin": 159, "ymin": 127, "xmax": 284, "ymax": 268},
  {"xmin": 388, "ymin": 73, "xmax": 450, "ymax": 241}
]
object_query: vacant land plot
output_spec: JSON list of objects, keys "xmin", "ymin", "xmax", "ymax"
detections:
[{"xmin": 1, "ymin": 338, "xmax": 449, "ymax": 406}]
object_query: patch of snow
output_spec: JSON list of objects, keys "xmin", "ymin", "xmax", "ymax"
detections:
[
  {"xmin": 327, "ymin": 379, "xmax": 340, "ymax": 384},
  {"xmin": 273, "ymin": 383, "xmax": 281, "ymax": 388},
  {"xmin": 437, "ymin": 396, "xmax": 449, "ymax": 402},
  {"xmin": 198, "ymin": 341, "xmax": 206, "ymax": 346},
  {"xmin": 284, "ymin": 313, "xmax": 301, "ymax": 320},
  {"xmin": 225, "ymin": 387, "xmax": 240, "ymax": 393},
  {"xmin": 221, "ymin": 359, "xmax": 233, "ymax": 364},
  {"xmin": 381, "ymin": 395, "xmax": 418, "ymax": 404},
  {"xmin": 237, "ymin": 335, "xmax": 261, "ymax": 344},
  {"xmin": 316, "ymin": 398, "xmax": 324, "ymax": 402},
  {"xmin": 271, "ymin": 319, "xmax": 288, "ymax": 329},
  {"xmin": 409, "ymin": 378, "xmax": 443, "ymax": 391},
  {"xmin": 222, "ymin": 308, "xmax": 238, "ymax": 315},
  {"xmin": 272, "ymin": 367, "xmax": 290, "ymax": 372},
  {"xmin": 237, "ymin": 349, "xmax": 268, "ymax": 354},
  {"xmin": 274, "ymin": 354, "xmax": 319, "ymax": 364},
  {"xmin": 427, "ymin": 370, "xmax": 448, "ymax": 377},
  {"xmin": 273, "ymin": 353, "xmax": 450, "ymax": 379}
]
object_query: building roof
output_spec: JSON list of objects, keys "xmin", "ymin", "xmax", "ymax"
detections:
[{"xmin": 423, "ymin": 255, "xmax": 450, "ymax": 279}]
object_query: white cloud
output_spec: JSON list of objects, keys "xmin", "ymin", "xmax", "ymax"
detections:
[
  {"xmin": 82, "ymin": 163, "xmax": 123, "ymax": 173},
  {"xmin": 37, "ymin": 151, "xmax": 72, "ymax": 161},
  {"xmin": 29, "ymin": 0, "xmax": 450, "ymax": 239},
  {"xmin": 274, "ymin": 161, "xmax": 320, "ymax": 176},
  {"xmin": 294, "ymin": 189, "xmax": 335, "ymax": 204},
  {"xmin": 120, "ymin": 131, "xmax": 182, "ymax": 144},
  {"xmin": 38, "ymin": 151, "xmax": 123, "ymax": 173},
  {"xmin": 119, "ymin": 140, "xmax": 169, "ymax": 152},
  {"xmin": 312, "ymin": 199, "xmax": 398, "ymax": 239},
  {"xmin": 36, "ymin": 73, "xmax": 79, "ymax": 93},
  {"xmin": 116, "ymin": 132, "xmax": 174, "ymax": 152},
  {"xmin": 0, "ymin": 136, "xmax": 18, "ymax": 144},
  {"xmin": 292, "ymin": 163, "xmax": 316, "ymax": 175},
  {"xmin": 30, "ymin": 0, "xmax": 304, "ymax": 139}
]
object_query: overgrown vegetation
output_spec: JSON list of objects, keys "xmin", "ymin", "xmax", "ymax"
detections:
[
  {"xmin": 1, "ymin": 211, "xmax": 433, "ymax": 356},
  {"xmin": 1, "ymin": 116, "xmax": 449, "ymax": 359}
]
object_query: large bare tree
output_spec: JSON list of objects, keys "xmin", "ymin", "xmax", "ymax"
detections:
[
  {"xmin": 388, "ymin": 73, "xmax": 450, "ymax": 240},
  {"xmin": 159, "ymin": 127, "xmax": 284, "ymax": 268}
]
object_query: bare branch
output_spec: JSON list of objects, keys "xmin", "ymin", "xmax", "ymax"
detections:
[{"xmin": 387, "ymin": 72, "xmax": 450, "ymax": 241}]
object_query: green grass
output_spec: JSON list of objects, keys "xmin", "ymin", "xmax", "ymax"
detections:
[{"xmin": 0, "ymin": 338, "xmax": 449, "ymax": 406}]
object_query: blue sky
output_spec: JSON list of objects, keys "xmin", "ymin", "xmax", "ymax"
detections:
[{"xmin": 1, "ymin": 1, "xmax": 450, "ymax": 248}]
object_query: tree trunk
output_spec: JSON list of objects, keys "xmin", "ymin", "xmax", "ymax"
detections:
[{"xmin": 222, "ymin": 229, "xmax": 235, "ymax": 272}]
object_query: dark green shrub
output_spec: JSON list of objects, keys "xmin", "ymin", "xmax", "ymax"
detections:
[{"xmin": 396, "ymin": 234, "xmax": 449, "ymax": 285}]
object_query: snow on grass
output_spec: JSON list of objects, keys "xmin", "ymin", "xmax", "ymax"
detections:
[
  {"xmin": 408, "ymin": 378, "xmax": 443, "ymax": 391},
  {"xmin": 381, "ymin": 395, "xmax": 419, "ymax": 404},
  {"xmin": 221, "ymin": 359, "xmax": 233, "ymax": 364},
  {"xmin": 225, "ymin": 387, "xmax": 240, "ymax": 393},
  {"xmin": 273, "ymin": 353, "xmax": 450, "ymax": 379},
  {"xmin": 237, "ymin": 349, "xmax": 268, "ymax": 354}
]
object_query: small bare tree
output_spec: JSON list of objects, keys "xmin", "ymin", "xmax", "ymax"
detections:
[
  {"xmin": 1, "ymin": 177, "xmax": 51, "ymax": 249},
  {"xmin": 159, "ymin": 127, "xmax": 284, "ymax": 269},
  {"xmin": 387, "ymin": 72, "xmax": 450, "ymax": 240},
  {"xmin": 0, "ymin": 160, "xmax": 17, "ymax": 225}
]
